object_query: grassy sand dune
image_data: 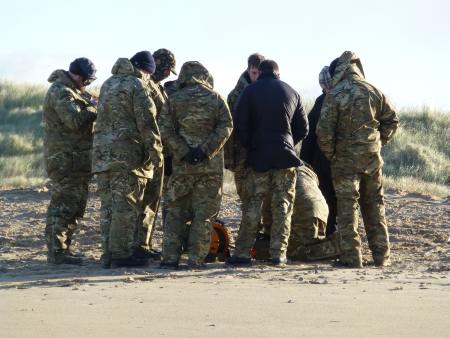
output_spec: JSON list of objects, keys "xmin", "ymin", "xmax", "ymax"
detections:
[
  {"xmin": 382, "ymin": 108, "xmax": 450, "ymax": 190},
  {"xmin": 0, "ymin": 81, "xmax": 449, "ymax": 197},
  {"xmin": 0, "ymin": 82, "xmax": 46, "ymax": 187}
]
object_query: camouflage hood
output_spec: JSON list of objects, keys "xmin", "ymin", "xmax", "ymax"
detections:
[
  {"xmin": 331, "ymin": 51, "xmax": 365, "ymax": 87},
  {"xmin": 47, "ymin": 69, "xmax": 77, "ymax": 89},
  {"xmin": 177, "ymin": 61, "xmax": 214, "ymax": 90},
  {"xmin": 111, "ymin": 58, "xmax": 143, "ymax": 78},
  {"xmin": 233, "ymin": 71, "xmax": 251, "ymax": 93}
]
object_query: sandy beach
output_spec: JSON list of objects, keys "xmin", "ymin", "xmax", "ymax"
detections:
[{"xmin": 0, "ymin": 187, "xmax": 449, "ymax": 337}]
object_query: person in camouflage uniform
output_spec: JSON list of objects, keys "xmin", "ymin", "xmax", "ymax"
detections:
[
  {"xmin": 135, "ymin": 48, "xmax": 177, "ymax": 260},
  {"xmin": 254, "ymin": 164, "xmax": 335, "ymax": 262},
  {"xmin": 43, "ymin": 57, "xmax": 98, "ymax": 265},
  {"xmin": 225, "ymin": 53, "xmax": 272, "ymax": 233},
  {"xmin": 316, "ymin": 51, "xmax": 399, "ymax": 268},
  {"xmin": 92, "ymin": 51, "xmax": 163, "ymax": 268},
  {"xmin": 147, "ymin": 48, "xmax": 177, "ymax": 115},
  {"xmin": 159, "ymin": 61, "xmax": 232, "ymax": 269},
  {"xmin": 287, "ymin": 165, "xmax": 329, "ymax": 260}
]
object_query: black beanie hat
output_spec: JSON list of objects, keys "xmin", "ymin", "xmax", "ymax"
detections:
[
  {"xmin": 130, "ymin": 51, "xmax": 156, "ymax": 74},
  {"xmin": 329, "ymin": 58, "xmax": 339, "ymax": 78},
  {"xmin": 69, "ymin": 57, "xmax": 97, "ymax": 81}
]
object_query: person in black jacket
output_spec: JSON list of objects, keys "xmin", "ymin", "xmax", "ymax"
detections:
[
  {"xmin": 228, "ymin": 60, "xmax": 309, "ymax": 266},
  {"xmin": 300, "ymin": 66, "xmax": 337, "ymax": 235}
]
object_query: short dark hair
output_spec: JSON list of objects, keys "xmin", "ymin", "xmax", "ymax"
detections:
[
  {"xmin": 247, "ymin": 53, "xmax": 265, "ymax": 69},
  {"xmin": 258, "ymin": 60, "xmax": 279, "ymax": 74}
]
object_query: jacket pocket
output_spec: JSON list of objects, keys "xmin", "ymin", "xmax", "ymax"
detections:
[
  {"xmin": 72, "ymin": 150, "xmax": 92, "ymax": 175},
  {"xmin": 46, "ymin": 152, "xmax": 72, "ymax": 180}
]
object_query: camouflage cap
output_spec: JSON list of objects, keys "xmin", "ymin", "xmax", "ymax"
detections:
[{"xmin": 153, "ymin": 48, "xmax": 177, "ymax": 75}]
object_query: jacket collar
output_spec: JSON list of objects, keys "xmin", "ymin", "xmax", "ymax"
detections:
[{"xmin": 258, "ymin": 72, "xmax": 278, "ymax": 80}]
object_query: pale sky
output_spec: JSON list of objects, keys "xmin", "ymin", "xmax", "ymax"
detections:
[{"xmin": 1, "ymin": 0, "xmax": 449, "ymax": 110}]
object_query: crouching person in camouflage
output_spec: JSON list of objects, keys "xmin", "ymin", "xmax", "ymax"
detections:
[
  {"xmin": 92, "ymin": 51, "xmax": 163, "ymax": 268},
  {"xmin": 159, "ymin": 61, "xmax": 232, "ymax": 269},
  {"xmin": 287, "ymin": 165, "xmax": 341, "ymax": 261},
  {"xmin": 316, "ymin": 51, "xmax": 399, "ymax": 268},
  {"xmin": 43, "ymin": 57, "xmax": 98, "ymax": 265},
  {"xmin": 252, "ymin": 164, "xmax": 340, "ymax": 262}
]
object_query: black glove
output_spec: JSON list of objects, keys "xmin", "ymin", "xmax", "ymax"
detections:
[
  {"xmin": 182, "ymin": 147, "xmax": 207, "ymax": 165},
  {"xmin": 193, "ymin": 147, "xmax": 207, "ymax": 163},
  {"xmin": 182, "ymin": 147, "xmax": 199, "ymax": 165}
]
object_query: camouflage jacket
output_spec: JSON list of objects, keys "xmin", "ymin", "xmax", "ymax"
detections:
[
  {"xmin": 292, "ymin": 165, "xmax": 329, "ymax": 224},
  {"xmin": 147, "ymin": 78, "xmax": 171, "ymax": 159},
  {"xmin": 159, "ymin": 61, "xmax": 233, "ymax": 175},
  {"xmin": 163, "ymin": 80, "xmax": 178, "ymax": 97},
  {"xmin": 43, "ymin": 70, "xmax": 97, "ymax": 179},
  {"xmin": 316, "ymin": 51, "xmax": 399, "ymax": 174},
  {"xmin": 224, "ymin": 71, "xmax": 251, "ymax": 170},
  {"xmin": 92, "ymin": 58, "xmax": 163, "ymax": 178},
  {"xmin": 147, "ymin": 78, "xmax": 167, "ymax": 118}
]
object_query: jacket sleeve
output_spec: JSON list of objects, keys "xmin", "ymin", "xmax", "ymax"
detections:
[
  {"xmin": 53, "ymin": 87, "xmax": 97, "ymax": 131},
  {"xmin": 234, "ymin": 88, "xmax": 252, "ymax": 148},
  {"xmin": 223, "ymin": 89, "xmax": 238, "ymax": 169},
  {"xmin": 148, "ymin": 80, "xmax": 166, "ymax": 119},
  {"xmin": 378, "ymin": 95, "xmax": 399, "ymax": 145},
  {"xmin": 133, "ymin": 83, "xmax": 163, "ymax": 167},
  {"xmin": 316, "ymin": 94, "xmax": 338, "ymax": 161},
  {"xmin": 201, "ymin": 95, "xmax": 233, "ymax": 159},
  {"xmin": 159, "ymin": 100, "xmax": 190, "ymax": 161},
  {"xmin": 300, "ymin": 113, "xmax": 317, "ymax": 165},
  {"xmin": 227, "ymin": 88, "xmax": 239, "ymax": 113},
  {"xmin": 291, "ymin": 95, "xmax": 309, "ymax": 145}
]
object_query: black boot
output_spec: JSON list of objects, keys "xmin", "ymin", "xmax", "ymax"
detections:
[
  {"xmin": 271, "ymin": 256, "xmax": 287, "ymax": 266},
  {"xmin": 110, "ymin": 256, "xmax": 148, "ymax": 268},
  {"xmin": 100, "ymin": 253, "xmax": 111, "ymax": 269},
  {"xmin": 187, "ymin": 259, "xmax": 206, "ymax": 270},
  {"xmin": 226, "ymin": 255, "xmax": 252, "ymax": 266},
  {"xmin": 48, "ymin": 252, "xmax": 83, "ymax": 265},
  {"xmin": 134, "ymin": 247, "xmax": 162, "ymax": 261},
  {"xmin": 160, "ymin": 261, "xmax": 179, "ymax": 269}
]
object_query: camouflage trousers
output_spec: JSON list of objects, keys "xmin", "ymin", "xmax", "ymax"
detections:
[
  {"xmin": 333, "ymin": 168, "xmax": 390, "ymax": 265},
  {"xmin": 136, "ymin": 166, "xmax": 164, "ymax": 251},
  {"xmin": 234, "ymin": 167, "xmax": 272, "ymax": 232},
  {"xmin": 160, "ymin": 176, "xmax": 169, "ymax": 230},
  {"xmin": 234, "ymin": 168, "xmax": 297, "ymax": 259},
  {"xmin": 97, "ymin": 171, "xmax": 147, "ymax": 259},
  {"xmin": 162, "ymin": 173, "xmax": 222, "ymax": 265},
  {"xmin": 45, "ymin": 176, "xmax": 89, "ymax": 256},
  {"xmin": 287, "ymin": 217, "xmax": 326, "ymax": 259},
  {"xmin": 286, "ymin": 217, "xmax": 342, "ymax": 261}
]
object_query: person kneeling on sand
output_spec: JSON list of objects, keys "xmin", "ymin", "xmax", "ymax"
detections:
[
  {"xmin": 287, "ymin": 164, "xmax": 340, "ymax": 261},
  {"xmin": 252, "ymin": 164, "xmax": 340, "ymax": 262}
]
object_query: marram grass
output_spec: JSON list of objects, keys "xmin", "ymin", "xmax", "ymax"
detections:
[{"xmin": 0, "ymin": 81, "xmax": 449, "ymax": 198}]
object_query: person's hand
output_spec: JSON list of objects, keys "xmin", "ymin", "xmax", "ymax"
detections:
[
  {"xmin": 90, "ymin": 96, "xmax": 99, "ymax": 106},
  {"xmin": 182, "ymin": 147, "xmax": 198, "ymax": 165},
  {"xmin": 182, "ymin": 147, "xmax": 207, "ymax": 165},
  {"xmin": 193, "ymin": 147, "xmax": 207, "ymax": 163}
]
